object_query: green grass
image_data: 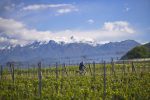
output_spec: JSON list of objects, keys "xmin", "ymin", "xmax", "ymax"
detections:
[{"xmin": 0, "ymin": 62, "xmax": 150, "ymax": 100}]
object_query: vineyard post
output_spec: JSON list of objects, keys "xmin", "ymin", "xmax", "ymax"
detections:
[
  {"xmin": 131, "ymin": 62, "xmax": 136, "ymax": 73},
  {"xmin": 44, "ymin": 66, "xmax": 46, "ymax": 77},
  {"xmin": 12, "ymin": 63, "xmax": 14, "ymax": 83},
  {"xmin": 61, "ymin": 63, "xmax": 65, "ymax": 94},
  {"xmin": 55, "ymin": 62, "xmax": 58, "ymax": 80},
  {"xmin": 49, "ymin": 64, "xmax": 51, "ymax": 74},
  {"xmin": 111, "ymin": 58, "xmax": 115, "ymax": 75},
  {"xmin": 93, "ymin": 61, "xmax": 96, "ymax": 80},
  {"xmin": 55, "ymin": 62, "xmax": 59, "ymax": 93},
  {"xmin": 122, "ymin": 61, "xmax": 126, "ymax": 74},
  {"xmin": 27, "ymin": 63, "xmax": 29, "ymax": 76},
  {"xmin": 127, "ymin": 62, "xmax": 130, "ymax": 73},
  {"xmin": 33, "ymin": 65, "xmax": 35, "ymax": 78},
  {"xmin": 62, "ymin": 63, "xmax": 65, "ymax": 77},
  {"xmin": 45, "ymin": 65, "xmax": 48, "ymax": 76},
  {"xmin": 47, "ymin": 64, "xmax": 49, "ymax": 75},
  {"xmin": 64, "ymin": 64, "xmax": 68, "ymax": 76},
  {"xmin": 9, "ymin": 63, "xmax": 15, "ymax": 83},
  {"xmin": 17, "ymin": 64, "xmax": 19, "ymax": 75},
  {"xmin": 88, "ymin": 63, "xmax": 92, "ymax": 76},
  {"xmin": 0, "ymin": 65, "xmax": 3, "ymax": 80},
  {"xmin": 103, "ymin": 61, "xmax": 106, "ymax": 100},
  {"xmin": 38, "ymin": 62, "xmax": 42, "ymax": 98}
]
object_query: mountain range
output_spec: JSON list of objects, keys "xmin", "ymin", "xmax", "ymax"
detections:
[{"xmin": 0, "ymin": 40, "xmax": 140, "ymax": 64}]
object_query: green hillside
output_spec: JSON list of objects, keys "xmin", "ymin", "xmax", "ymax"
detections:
[{"xmin": 121, "ymin": 42, "xmax": 150, "ymax": 59}]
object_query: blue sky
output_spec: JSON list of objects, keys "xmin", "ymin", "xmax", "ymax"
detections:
[{"xmin": 0, "ymin": 0, "xmax": 150, "ymax": 47}]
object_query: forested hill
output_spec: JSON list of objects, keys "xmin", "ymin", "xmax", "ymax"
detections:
[{"xmin": 121, "ymin": 42, "xmax": 150, "ymax": 60}]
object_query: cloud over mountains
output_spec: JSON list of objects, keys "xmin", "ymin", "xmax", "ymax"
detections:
[{"xmin": 0, "ymin": 17, "xmax": 135, "ymax": 48}]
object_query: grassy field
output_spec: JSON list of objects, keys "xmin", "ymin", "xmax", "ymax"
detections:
[{"xmin": 0, "ymin": 62, "xmax": 150, "ymax": 100}]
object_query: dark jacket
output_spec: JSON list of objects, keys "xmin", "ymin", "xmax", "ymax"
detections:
[{"xmin": 79, "ymin": 62, "xmax": 85, "ymax": 71}]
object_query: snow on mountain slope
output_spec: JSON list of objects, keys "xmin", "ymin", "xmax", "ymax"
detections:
[{"xmin": 0, "ymin": 40, "xmax": 140, "ymax": 64}]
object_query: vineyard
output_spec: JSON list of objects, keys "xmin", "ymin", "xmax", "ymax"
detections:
[{"xmin": 0, "ymin": 60, "xmax": 150, "ymax": 100}]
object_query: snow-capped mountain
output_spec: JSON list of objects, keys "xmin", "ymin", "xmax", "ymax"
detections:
[{"xmin": 0, "ymin": 40, "xmax": 140, "ymax": 64}]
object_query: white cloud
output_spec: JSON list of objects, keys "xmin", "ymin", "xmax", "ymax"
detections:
[
  {"xmin": 0, "ymin": 37, "xmax": 18, "ymax": 44},
  {"xmin": 0, "ymin": 17, "xmax": 53, "ymax": 46},
  {"xmin": 123, "ymin": 3, "xmax": 130, "ymax": 12},
  {"xmin": 22, "ymin": 4, "xmax": 78, "ymax": 14},
  {"xmin": 0, "ymin": 17, "xmax": 24, "ymax": 31},
  {"xmin": 0, "ymin": 17, "xmax": 136, "ymax": 47},
  {"xmin": 4, "ymin": 4, "xmax": 15, "ymax": 11},
  {"xmin": 125, "ymin": 7, "xmax": 130, "ymax": 12},
  {"xmin": 23, "ymin": 4, "xmax": 66, "ymax": 10},
  {"xmin": 57, "ymin": 8, "xmax": 78, "ymax": 14},
  {"xmin": 57, "ymin": 8, "xmax": 71, "ymax": 13},
  {"xmin": 103, "ymin": 21, "xmax": 134, "ymax": 33},
  {"xmin": 87, "ymin": 19, "xmax": 94, "ymax": 24}
]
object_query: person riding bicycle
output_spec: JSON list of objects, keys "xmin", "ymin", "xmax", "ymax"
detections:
[{"xmin": 79, "ymin": 61, "xmax": 86, "ymax": 74}]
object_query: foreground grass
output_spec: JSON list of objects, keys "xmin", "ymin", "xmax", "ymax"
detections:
[{"xmin": 0, "ymin": 62, "xmax": 150, "ymax": 100}]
